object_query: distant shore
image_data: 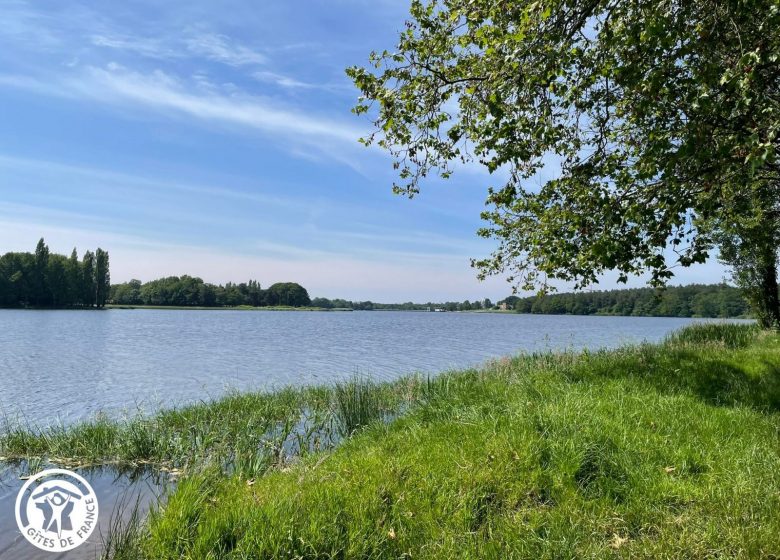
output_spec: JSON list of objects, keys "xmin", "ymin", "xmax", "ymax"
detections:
[
  {"xmin": 105, "ymin": 304, "xmax": 353, "ymax": 311},
  {"xmin": 0, "ymin": 305, "xmax": 749, "ymax": 318}
]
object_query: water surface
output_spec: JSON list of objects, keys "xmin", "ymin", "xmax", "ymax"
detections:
[
  {"xmin": 0, "ymin": 463, "xmax": 166, "ymax": 560},
  {"xmin": 0, "ymin": 309, "xmax": 743, "ymax": 425}
]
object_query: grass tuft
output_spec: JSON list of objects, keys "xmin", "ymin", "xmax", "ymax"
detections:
[
  {"xmin": 333, "ymin": 376, "xmax": 384, "ymax": 436},
  {"xmin": 100, "ymin": 493, "xmax": 146, "ymax": 560},
  {"xmin": 665, "ymin": 321, "xmax": 759, "ymax": 348}
]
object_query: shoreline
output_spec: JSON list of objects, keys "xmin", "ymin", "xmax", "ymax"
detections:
[
  {"xmin": 105, "ymin": 304, "xmax": 351, "ymax": 311},
  {"xmin": 2, "ymin": 324, "xmax": 778, "ymax": 557},
  {"xmin": 0, "ymin": 305, "xmax": 750, "ymax": 319}
]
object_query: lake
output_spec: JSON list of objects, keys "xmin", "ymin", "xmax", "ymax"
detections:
[{"xmin": 0, "ymin": 309, "xmax": 745, "ymax": 426}]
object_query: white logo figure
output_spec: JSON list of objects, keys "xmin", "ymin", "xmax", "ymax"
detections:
[{"xmin": 15, "ymin": 468, "xmax": 99, "ymax": 552}]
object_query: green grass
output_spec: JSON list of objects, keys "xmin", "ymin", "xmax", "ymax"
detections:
[
  {"xmin": 333, "ymin": 377, "xmax": 385, "ymax": 437},
  {"xmin": 3, "ymin": 323, "xmax": 780, "ymax": 558},
  {"xmin": 0, "ymin": 381, "xmax": 417, "ymax": 477}
]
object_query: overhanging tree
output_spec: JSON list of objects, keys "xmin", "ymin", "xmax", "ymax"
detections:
[{"xmin": 347, "ymin": 0, "xmax": 780, "ymax": 326}]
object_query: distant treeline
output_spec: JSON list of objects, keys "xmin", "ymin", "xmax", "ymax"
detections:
[
  {"xmin": 310, "ymin": 298, "xmax": 495, "ymax": 311},
  {"xmin": 0, "ymin": 238, "xmax": 110, "ymax": 308},
  {"xmin": 502, "ymin": 284, "xmax": 748, "ymax": 318},
  {"xmin": 1, "ymin": 240, "xmax": 748, "ymax": 318},
  {"xmin": 110, "ymin": 276, "xmax": 311, "ymax": 307}
]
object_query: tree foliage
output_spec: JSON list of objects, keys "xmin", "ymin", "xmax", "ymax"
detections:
[
  {"xmin": 95, "ymin": 248, "xmax": 110, "ymax": 308},
  {"xmin": 309, "ymin": 297, "xmax": 490, "ymax": 312},
  {"xmin": 264, "ymin": 282, "xmax": 312, "ymax": 307},
  {"xmin": 0, "ymin": 238, "xmax": 110, "ymax": 308},
  {"xmin": 508, "ymin": 283, "xmax": 748, "ymax": 317},
  {"xmin": 348, "ymin": 0, "xmax": 780, "ymax": 323},
  {"xmin": 109, "ymin": 277, "xmax": 311, "ymax": 308}
]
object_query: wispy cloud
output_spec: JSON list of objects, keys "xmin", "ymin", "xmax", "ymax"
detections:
[
  {"xmin": 0, "ymin": 65, "xmax": 365, "ymax": 150},
  {"xmin": 5, "ymin": 4, "xmax": 272, "ymax": 73},
  {"xmin": 0, "ymin": 3, "xmax": 361, "ymax": 146},
  {"xmin": 184, "ymin": 32, "xmax": 267, "ymax": 66},
  {"xmin": 0, "ymin": 73, "xmax": 55, "ymax": 95},
  {"xmin": 0, "ymin": 0, "xmax": 63, "ymax": 51},
  {"xmin": 92, "ymin": 31, "xmax": 269, "ymax": 67},
  {"xmin": 252, "ymin": 70, "xmax": 317, "ymax": 89},
  {"xmin": 251, "ymin": 70, "xmax": 349, "ymax": 92},
  {"xmin": 90, "ymin": 33, "xmax": 181, "ymax": 60},
  {"xmin": 78, "ymin": 65, "xmax": 362, "ymax": 142}
]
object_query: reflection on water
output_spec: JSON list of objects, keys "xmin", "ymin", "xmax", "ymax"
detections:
[
  {"xmin": 0, "ymin": 309, "xmax": 746, "ymax": 426},
  {"xmin": 0, "ymin": 462, "xmax": 168, "ymax": 560}
]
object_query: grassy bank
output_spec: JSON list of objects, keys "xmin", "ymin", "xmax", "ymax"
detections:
[{"xmin": 3, "ymin": 324, "xmax": 780, "ymax": 558}]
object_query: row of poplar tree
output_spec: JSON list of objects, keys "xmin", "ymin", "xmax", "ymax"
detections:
[{"xmin": 0, "ymin": 238, "xmax": 110, "ymax": 308}]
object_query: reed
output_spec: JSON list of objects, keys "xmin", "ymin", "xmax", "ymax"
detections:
[{"xmin": 333, "ymin": 376, "xmax": 384, "ymax": 436}]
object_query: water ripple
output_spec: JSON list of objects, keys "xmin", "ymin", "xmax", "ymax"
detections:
[{"xmin": 0, "ymin": 309, "xmax": 745, "ymax": 425}]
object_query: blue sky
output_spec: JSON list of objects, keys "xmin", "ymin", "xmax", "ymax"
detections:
[{"xmin": 0, "ymin": 0, "xmax": 725, "ymax": 301}]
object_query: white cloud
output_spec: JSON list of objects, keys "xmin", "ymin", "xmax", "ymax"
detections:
[
  {"xmin": 251, "ymin": 70, "xmax": 350, "ymax": 93},
  {"xmin": 90, "ymin": 33, "xmax": 180, "ymax": 60},
  {"xmin": 92, "ymin": 29, "xmax": 270, "ymax": 68},
  {"xmin": 253, "ymin": 70, "xmax": 316, "ymax": 89},
  {"xmin": 184, "ymin": 32, "xmax": 267, "ymax": 66},
  {"xmin": 0, "ymin": 73, "xmax": 55, "ymax": 95},
  {"xmin": 0, "ymin": 65, "xmax": 365, "ymax": 150},
  {"xmin": 0, "ymin": 0, "xmax": 63, "ymax": 50},
  {"xmin": 75, "ymin": 65, "xmax": 363, "ymax": 143}
]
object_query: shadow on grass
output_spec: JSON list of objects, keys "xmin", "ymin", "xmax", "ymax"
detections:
[
  {"xmin": 663, "ymin": 351, "xmax": 780, "ymax": 411},
  {"xmin": 579, "ymin": 345, "xmax": 780, "ymax": 413}
]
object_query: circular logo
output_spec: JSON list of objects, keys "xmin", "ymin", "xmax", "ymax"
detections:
[{"xmin": 15, "ymin": 468, "xmax": 99, "ymax": 552}]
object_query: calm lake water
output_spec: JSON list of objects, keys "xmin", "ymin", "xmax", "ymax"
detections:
[
  {"xmin": 0, "ymin": 309, "xmax": 745, "ymax": 426},
  {"xmin": 0, "ymin": 462, "xmax": 168, "ymax": 560}
]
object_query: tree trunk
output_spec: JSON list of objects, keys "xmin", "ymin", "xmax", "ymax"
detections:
[{"xmin": 757, "ymin": 242, "xmax": 780, "ymax": 330}]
